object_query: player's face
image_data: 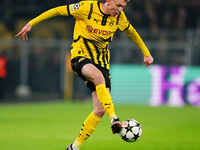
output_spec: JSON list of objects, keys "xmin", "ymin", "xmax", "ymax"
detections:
[{"xmin": 106, "ymin": 0, "xmax": 128, "ymax": 16}]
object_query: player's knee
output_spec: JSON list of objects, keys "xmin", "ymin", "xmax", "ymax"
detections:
[
  {"xmin": 82, "ymin": 64, "xmax": 105, "ymax": 85},
  {"xmin": 94, "ymin": 108, "xmax": 105, "ymax": 118},
  {"xmin": 93, "ymin": 72, "xmax": 105, "ymax": 86}
]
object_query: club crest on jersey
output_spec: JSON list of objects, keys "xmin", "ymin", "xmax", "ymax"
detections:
[{"xmin": 70, "ymin": 3, "xmax": 80, "ymax": 11}]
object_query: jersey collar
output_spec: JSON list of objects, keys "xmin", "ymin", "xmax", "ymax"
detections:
[{"xmin": 97, "ymin": 1, "xmax": 110, "ymax": 16}]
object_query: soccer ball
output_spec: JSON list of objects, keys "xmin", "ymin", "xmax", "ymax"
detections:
[{"xmin": 120, "ymin": 119, "xmax": 142, "ymax": 142}]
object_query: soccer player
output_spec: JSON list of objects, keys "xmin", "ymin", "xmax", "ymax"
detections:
[{"xmin": 16, "ymin": 0, "xmax": 154, "ymax": 149}]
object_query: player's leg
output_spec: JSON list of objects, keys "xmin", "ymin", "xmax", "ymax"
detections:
[
  {"xmin": 66, "ymin": 57, "xmax": 121, "ymax": 150},
  {"xmin": 70, "ymin": 57, "xmax": 116, "ymax": 118},
  {"xmin": 81, "ymin": 64, "xmax": 117, "ymax": 120},
  {"xmin": 92, "ymin": 89, "xmax": 121, "ymax": 134},
  {"xmin": 72, "ymin": 91, "xmax": 105, "ymax": 149},
  {"xmin": 81, "ymin": 64, "xmax": 122, "ymax": 134},
  {"xmin": 92, "ymin": 91, "xmax": 105, "ymax": 118}
]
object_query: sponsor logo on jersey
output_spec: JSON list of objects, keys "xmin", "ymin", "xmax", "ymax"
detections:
[
  {"xmin": 70, "ymin": 3, "xmax": 80, "ymax": 11},
  {"xmin": 86, "ymin": 25, "xmax": 112, "ymax": 36}
]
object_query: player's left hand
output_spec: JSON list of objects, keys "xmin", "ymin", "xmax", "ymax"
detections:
[
  {"xmin": 16, "ymin": 23, "xmax": 32, "ymax": 40},
  {"xmin": 144, "ymin": 55, "xmax": 154, "ymax": 67}
]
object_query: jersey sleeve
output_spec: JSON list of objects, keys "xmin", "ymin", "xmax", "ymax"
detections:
[
  {"xmin": 124, "ymin": 25, "xmax": 151, "ymax": 56},
  {"xmin": 29, "ymin": 6, "xmax": 68, "ymax": 27},
  {"xmin": 68, "ymin": 1, "xmax": 90, "ymax": 19},
  {"xmin": 118, "ymin": 11, "xmax": 150, "ymax": 56},
  {"xmin": 118, "ymin": 11, "xmax": 130, "ymax": 31}
]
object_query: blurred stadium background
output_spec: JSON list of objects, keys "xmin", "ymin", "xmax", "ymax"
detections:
[
  {"xmin": 1, "ymin": 0, "xmax": 200, "ymax": 150},
  {"xmin": 1, "ymin": 0, "xmax": 200, "ymax": 105}
]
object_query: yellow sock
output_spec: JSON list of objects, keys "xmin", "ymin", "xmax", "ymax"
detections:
[
  {"xmin": 74, "ymin": 112, "xmax": 101, "ymax": 148},
  {"xmin": 96, "ymin": 84, "xmax": 117, "ymax": 120}
]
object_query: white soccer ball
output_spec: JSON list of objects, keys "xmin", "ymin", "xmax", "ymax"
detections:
[{"xmin": 120, "ymin": 119, "xmax": 142, "ymax": 142}]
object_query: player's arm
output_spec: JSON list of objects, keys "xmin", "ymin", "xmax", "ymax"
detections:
[
  {"xmin": 29, "ymin": 6, "xmax": 68, "ymax": 27},
  {"xmin": 118, "ymin": 12, "xmax": 153, "ymax": 67},
  {"xmin": 16, "ymin": 6, "xmax": 68, "ymax": 40},
  {"xmin": 124, "ymin": 25, "xmax": 150, "ymax": 56},
  {"xmin": 124, "ymin": 25, "xmax": 154, "ymax": 67}
]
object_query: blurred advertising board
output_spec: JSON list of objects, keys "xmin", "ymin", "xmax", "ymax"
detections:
[{"xmin": 111, "ymin": 65, "xmax": 200, "ymax": 106}]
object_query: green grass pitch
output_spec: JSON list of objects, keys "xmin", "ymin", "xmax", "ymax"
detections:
[{"xmin": 0, "ymin": 101, "xmax": 200, "ymax": 150}]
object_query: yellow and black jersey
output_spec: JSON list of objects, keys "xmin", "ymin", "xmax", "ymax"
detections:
[
  {"xmin": 69, "ymin": 1, "xmax": 131, "ymax": 70},
  {"xmin": 29, "ymin": 1, "xmax": 151, "ymax": 70}
]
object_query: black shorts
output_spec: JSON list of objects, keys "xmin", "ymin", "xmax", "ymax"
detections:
[{"xmin": 71, "ymin": 56, "xmax": 111, "ymax": 92}]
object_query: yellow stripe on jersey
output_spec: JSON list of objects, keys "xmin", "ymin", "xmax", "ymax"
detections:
[
  {"xmin": 90, "ymin": 41, "xmax": 102, "ymax": 66},
  {"xmin": 99, "ymin": 49, "xmax": 105, "ymax": 68},
  {"xmin": 104, "ymin": 50, "xmax": 109, "ymax": 67},
  {"xmin": 102, "ymin": 49, "xmax": 108, "ymax": 68},
  {"xmin": 82, "ymin": 38, "xmax": 95, "ymax": 63},
  {"xmin": 81, "ymin": 37, "xmax": 109, "ymax": 69},
  {"xmin": 86, "ymin": 40, "xmax": 99, "ymax": 65}
]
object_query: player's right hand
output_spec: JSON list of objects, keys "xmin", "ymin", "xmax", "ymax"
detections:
[
  {"xmin": 16, "ymin": 23, "xmax": 32, "ymax": 40},
  {"xmin": 144, "ymin": 55, "xmax": 154, "ymax": 67}
]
